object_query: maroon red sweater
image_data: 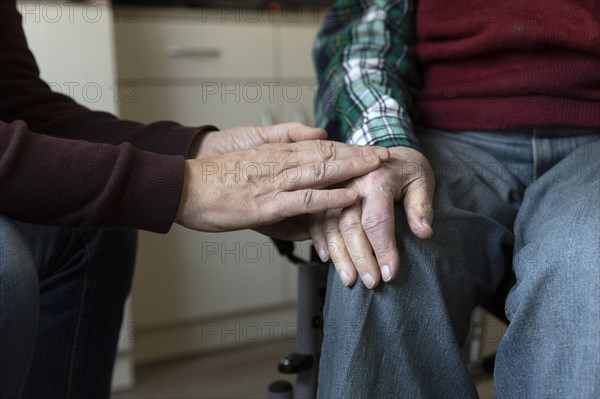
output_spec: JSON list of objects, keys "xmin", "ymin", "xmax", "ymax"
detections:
[
  {"xmin": 0, "ymin": 2, "xmax": 215, "ymax": 233},
  {"xmin": 415, "ymin": 0, "xmax": 600, "ymax": 129}
]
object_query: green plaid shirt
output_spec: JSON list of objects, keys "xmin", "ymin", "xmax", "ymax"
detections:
[{"xmin": 314, "ymin": 0, "xmax": 421, "ymax": 149}]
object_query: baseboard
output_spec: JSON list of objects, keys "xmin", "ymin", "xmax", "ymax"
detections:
[
  {"xmin": 111, "ymin": 352, "xmax": 136, "ymax": 392},
  {"xmin": 134, "ymin": 306, "xmax": 297, "ymax": 366}
]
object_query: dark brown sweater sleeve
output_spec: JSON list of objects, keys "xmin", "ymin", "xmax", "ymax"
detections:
[
  {"xmin": 1, "ymin": 120, "xmax": 187, "ymax": 232},
  {"xmin": 0, "ymin": 2, "xmax": 216, "ymax": 232}
]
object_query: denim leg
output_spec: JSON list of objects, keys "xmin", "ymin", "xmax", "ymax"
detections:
[
  {"xmin": 0, "ymin": 216, "xmax": 39, "ymax": 399},
  {"xmin": 6, "ymin": 222, "xmax": 137, "ymax": 399},
  {"xmin": 496, "ymin": 136, "xmax": 600, "ymax": 398},
  {"xmin": 318, "ymin": 130, "xmax": 527, "ymax": 398}
]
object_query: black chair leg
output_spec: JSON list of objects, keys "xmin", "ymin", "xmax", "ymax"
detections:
[{"xmin": 268, "ymin": 241, "xmax": 325, "ymax": 399}]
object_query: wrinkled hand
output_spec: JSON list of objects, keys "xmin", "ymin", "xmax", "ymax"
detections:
[
  {"xmin": 191, "ymin": 123, "xmax": 328, "ymax": 158},
  {"xmin": 309, "ymin": 146, "xmax": 435, "ymax": 288},
  {"xmin": 176, "ymin": 123, "xmax": 390, "ymax": 233}
]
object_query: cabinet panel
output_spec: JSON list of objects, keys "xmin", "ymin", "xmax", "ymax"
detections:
[
  {"xmin": 115, "ymin": 20, "xmax": 275, "ymax": 79},
  {"xmin": 119, "ymin": 82, "xmax": 283, "ymax": 128},
  {"xmin": 280, "ymin": 25, "xmax": 321, "ymax": 78},
  {"xmin": 278, "ymin": 25, "xmax": 321, "ymax": 127},
  {"xmin": 279, "ymin": 83, "xmax": 318, "ymax": 126},
  {"xmin": 133, "ymin": 227, "xmax": 294, "ymax": 327},
  {"xmin": 20, "ymin": 1, "xmax": 119, "ymax": 115},
  {"xmin": 119, "ymin": 84, "xmax": 297, "ymax": 328},
  {"xmin": 112, "ymin": 10, "xmax": 325, "ymax": 362}
]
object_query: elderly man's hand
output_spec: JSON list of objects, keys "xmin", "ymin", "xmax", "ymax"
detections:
[
  {"xmin": 309, "ymin": 146, "xmax": 435, "ymax": 288},
  {"xmin": 176, "ymin": 123, "xmax": 390, "ymax": 233}
]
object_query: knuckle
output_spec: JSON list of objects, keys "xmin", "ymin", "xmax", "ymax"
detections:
[
  {"xmin": 323, "ymin": 209, "xmax": 342, "ymax": 231},
  {"xmin": 372, "ymin": 181, "xmax": 394, "ymax": 195},
  {"xmin": 339, "ymin": 216, "xmax": 362, "ymax": 234},
  {"xmin": 323, "ymin": 220, "xmax": 339, "ymax": 235},
  {"xmin": 351, "ymin": 254, "xmax": 369, "ymax": 266},
  {"xmin": 329, "ymin": 250, "xmax": 343, "ymax": 264},
  {"xmin": 326, "ymin": 240, "xmax": 340, "ymax": 254},
  {"xmin": 361, "ymin": 213, "xmax": 388, "ymax": 234},
  {"xmin": 409, "ymin": 201, "xmax": 434, "ymax": 216},
  {"xmin": 318, "ymin": 140, "xmax": 336, "ymax": 162},
  {"xmin": 312, "ymin": 161, "xmax": 327, "ymax": 182},
  {"xmin": 300, "ymin": 189, "xmax": 315, "ymax": 208},
  {"xmin": 356, "ymin": 174, "xmax": 392, "ymax": 195}
]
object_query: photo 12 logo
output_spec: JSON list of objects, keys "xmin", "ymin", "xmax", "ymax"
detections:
[
  {"xmin": 18, "ymin": 1, "xmax": 106, "ymax": 24},
  {"xmin": 46, "ymin": 81, "xmax": 139, "ymax": 105}
]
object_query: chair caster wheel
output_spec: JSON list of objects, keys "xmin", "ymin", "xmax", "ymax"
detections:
[{"xmin": 267, "ymin": 380, "xmax": 293, "ymax": 399}]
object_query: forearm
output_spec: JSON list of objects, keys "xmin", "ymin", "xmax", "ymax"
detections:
[
  {"xmin": 314, "ymin": 0, "xmax": 421, "ymax": 149},
  {"xmin": 0, "ymin": 120, "xmax": 184, "ymax": 232}
]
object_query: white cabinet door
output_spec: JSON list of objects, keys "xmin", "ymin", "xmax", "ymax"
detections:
[
  {"xmin": 18, "ymin": 1, "xmax": 119, "ymax": 115},
  {"xmin": 276, "ymin": 23, "xmax": 322, "ymax": 126},
  {"xmin": 114, "ymin": 11, "xmax": 307, "ymax": 363},
  {"xmin": 114, "ymin": 9, "xmax": 327, "ymax": 364},
  {"xmin": 117, "ymin": 82, "xmax": 282, "ymax": 129},
  {"xmin": 133, "ymin": 228, "xmax": 296, "ymax": 326},
  {"xmin": 280, "ymin": 25, "xmax": 321, "ymax": 79},
  {"xmin": 116, "ymin": 19, "xmax": 275, "ymax": 79},
  {"xmin": 278, "ymin": 83, "xmax": 318, "ymax": 126}
]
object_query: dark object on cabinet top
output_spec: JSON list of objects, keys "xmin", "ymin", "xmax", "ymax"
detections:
[{"xmin": 111, "ymin": 0, "xmax": 334, "ymax": 10}]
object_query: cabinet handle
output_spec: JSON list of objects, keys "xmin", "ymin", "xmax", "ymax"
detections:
[
  {"xmin": 260, "ymin": 106, "xmax": 273, "ymax": 126},
  {"xmin": 164, "ymin": 45, "xmax": 221, "ymax": 58}
]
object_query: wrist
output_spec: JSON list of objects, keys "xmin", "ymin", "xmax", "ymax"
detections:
[
  {"xmin": 176, "ymin": 160, "xmax": 193, "ymax": 225},
  {"xmin": 189, "ymin": 133, "xmax": 214, "ymax": 159},
  {"xmin": 189, "ymin": 129, "xmax": 220, "ymax": 159}
]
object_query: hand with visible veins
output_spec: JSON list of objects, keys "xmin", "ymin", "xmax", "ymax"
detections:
[
  {"xmin": 309, "ymin": 146, "xmax": 435, "ymax": 289},
  {"xmin": 176, "ymin": 123, "xmax": 390, "ymax": 234}
]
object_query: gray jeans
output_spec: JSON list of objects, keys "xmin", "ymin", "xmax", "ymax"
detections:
[{"xmin": 318, "ymin": 127, "xmax": 600, "ymax": 398}]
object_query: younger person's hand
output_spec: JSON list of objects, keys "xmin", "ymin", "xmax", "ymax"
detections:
[{"xmin": 176, "ymin": 124, "xmax": 390, "ymax": 233}]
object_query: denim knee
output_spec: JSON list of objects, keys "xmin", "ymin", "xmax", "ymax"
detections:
[
  {"xmin": 0, "ymin": 215, "xmax": 39, "ymax": 398},
  {"xmin": 79, "ymin": 227, "xmax": 138, "ymax": 298},
  {"xmin": 0, "ymin": 215, "xmax": 39, "ymax": 333}
]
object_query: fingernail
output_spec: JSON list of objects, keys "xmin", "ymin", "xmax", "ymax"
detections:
[
  {"xmin": 318, "ymin": 249, "xmax": 329, "ymax": 262},
  {"xmin": 340, "ymin": 271, "xmax": 351, "ymax": 287},
  {"xmin": 381, "ymin": 265, "xmax": 392, "ymax": 282},
  {"xmin": 375, "ymin": 147, "xmax": 389, "ymax": 160},
  {"xmin": 362, "ymin": 273, "xmax": 376, "ymax": 289},
  {"xmin": 364, "ymin": 155, "xmax": 378, "ymax": 164}
]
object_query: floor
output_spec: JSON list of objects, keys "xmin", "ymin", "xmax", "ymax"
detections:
[{"xmin": 112, "ymin": 340, "xmax": 496, "ymax": 399}]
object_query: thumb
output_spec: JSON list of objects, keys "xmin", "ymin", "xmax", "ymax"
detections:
[
  {"xmin": 402, "ymin": 174, "xmax": 435, "ymax": 239},
  {"xmin": 261, "ymin": 122, "xmax": 327, "ymax": 143}
]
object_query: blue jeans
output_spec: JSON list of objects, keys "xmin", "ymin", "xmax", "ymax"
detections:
[
  {"xmin": 0, "ymin": 219, "xmax": 137, "ymax": 399},
  {"xmin": 318, "ymin": 127, "xmax": 600, "ymax": 398}
]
